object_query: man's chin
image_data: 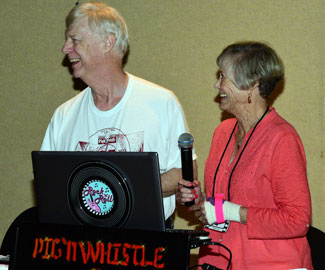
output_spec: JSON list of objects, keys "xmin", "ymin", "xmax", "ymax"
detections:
[{"xmin": 72, "ymin": 71, "xmax": 81, "ymax": 79}]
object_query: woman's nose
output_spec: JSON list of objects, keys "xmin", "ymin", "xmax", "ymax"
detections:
[{"xmin": 214, "ymin": 79, "xmax": 220, "ymax": 89}]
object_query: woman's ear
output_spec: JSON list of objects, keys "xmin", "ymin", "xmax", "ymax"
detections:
[
  {"xmin": 251, "ymin": 81, "xmax": 260, "ymax": 95},
  {"xmin": 253, "ymin": 80, "xmax": 259, "ymax": 89}
]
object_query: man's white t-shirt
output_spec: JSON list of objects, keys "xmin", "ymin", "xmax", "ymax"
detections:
[{"xmin": 41, "ymin": 73, "xmax": 194, "ymax": 219}]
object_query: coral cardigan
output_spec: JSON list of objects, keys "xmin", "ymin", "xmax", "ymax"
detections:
[{"xmin": 199, "ymin": 107, "xmax": 313, "ymax": 270}]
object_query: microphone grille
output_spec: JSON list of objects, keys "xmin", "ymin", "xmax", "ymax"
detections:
[{"xmin": 178, "ymin": 133, "xmax": 194, "ymax": 148}]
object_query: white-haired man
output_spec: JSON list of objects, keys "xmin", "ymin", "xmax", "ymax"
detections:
[{"xmin": 41, "ymin": 2, "xmax": 197, "ymax": 223}]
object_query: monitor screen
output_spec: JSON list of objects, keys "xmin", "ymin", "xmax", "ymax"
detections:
[{"xmin": 32, "ymin": 151, "xmax": 166, "ymax": 232}]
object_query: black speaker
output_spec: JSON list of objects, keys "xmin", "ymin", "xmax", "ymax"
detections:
[
  {"xmin": 68, "ymin": 161, "xmax": 131, "ymax": 227},
  {"xmin": 32, "ymin": 151, "xmax": 166, "ymax": 232}
]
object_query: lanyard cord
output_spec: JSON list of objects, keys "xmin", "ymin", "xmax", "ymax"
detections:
[
  {"xmin": 212, "ymin": 106, "xmax": 269, "ymax": 200},
  {"xmin": 211, "ymin": 123, "xmax": 238, "ymax": 196}
]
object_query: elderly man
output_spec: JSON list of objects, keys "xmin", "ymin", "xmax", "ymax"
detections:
[{"xmin": 41, "ymin": 2, "xmax": 197, "ymax": 221}]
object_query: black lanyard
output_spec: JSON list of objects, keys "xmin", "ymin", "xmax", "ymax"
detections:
[{"xmin": 211, "ymin": 107, "xmax": 269, "ymax": 200}]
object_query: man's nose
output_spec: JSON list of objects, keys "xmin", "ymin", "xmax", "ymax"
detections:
[{"xmin": 62, "ymin": 40, "xmax": 72, "ymax": 54}]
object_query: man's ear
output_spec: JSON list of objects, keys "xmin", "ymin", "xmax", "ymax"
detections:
[{"xmin": 103, "ymin": 33, "xmax": 116, "ymax": 53}]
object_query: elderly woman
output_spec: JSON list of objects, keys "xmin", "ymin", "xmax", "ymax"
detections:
[{"xmin": 177, "ymin": 42, "xmax": 312, "ymax": 269}]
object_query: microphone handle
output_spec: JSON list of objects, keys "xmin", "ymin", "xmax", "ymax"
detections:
[{"xmin": 181, "ymin": 148, "xmax": 195, "ymax": 206}]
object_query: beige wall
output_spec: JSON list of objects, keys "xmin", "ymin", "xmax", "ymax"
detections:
[{"xmin": 1, "ymin": 0, "xmax": 324, "ymax": 252}]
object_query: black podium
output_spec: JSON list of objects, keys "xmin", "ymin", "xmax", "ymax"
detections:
[{"xmin": 10, "ymin": 222, "xmax": 195, "ymax": 270}]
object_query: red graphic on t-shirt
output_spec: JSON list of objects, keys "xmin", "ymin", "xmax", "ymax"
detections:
[{"xmin": 75, "ymin": 128, "xmax": 144, "ymax": 152}]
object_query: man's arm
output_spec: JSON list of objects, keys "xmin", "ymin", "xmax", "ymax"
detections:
[{"xmin": 161, "ymin": 160, "xmax": 198, "ymax": 197}]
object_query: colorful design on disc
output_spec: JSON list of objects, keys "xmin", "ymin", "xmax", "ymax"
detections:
[{"xmin": 81, "ymin": 179, "xmax": 114, "ymax": 216}]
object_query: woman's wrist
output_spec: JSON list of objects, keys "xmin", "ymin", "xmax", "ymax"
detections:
[
  {"xmin": 223, "ymin": 201, "xmax": 241, "ymax": 222},
  {"xmin": 239, "ymin": 206, "xmax": 248, "ymax": 224},
  {"xmin": 204, "ymin": 199, "xmax": 245, "ymax": 224}
]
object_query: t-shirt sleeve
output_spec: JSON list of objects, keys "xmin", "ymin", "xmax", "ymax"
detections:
[
  {"xmin": 163, "ymin": 94, "xmax": 196, "ymax": 172},
  {"xmin": 40, "ymin": 109, "xmax": 62, "ymax": 151}
]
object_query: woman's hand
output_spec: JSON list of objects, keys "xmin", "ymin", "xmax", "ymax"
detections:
[
  {"xmin": 176, "ymin": 179, "xmax": 205, "ymax": 211},
  {"xmin": 194, "ymin": 200, "xmax": 208, "ymax": 225},
  {"xmin": 176, "ymin": 179, "xmax": 201, "ymax": 203},
  {"xmin": 176, "ymin": 180, "xmax": 214, "ymax": 225}
]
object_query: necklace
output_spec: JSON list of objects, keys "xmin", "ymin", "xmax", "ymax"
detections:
[
  {"xmin": 235, "ymin": 108, "xmax": 269, "ymax": 150},
  {"xmin": 212, "ymin": 106, "xmax": 269, "ymax": 199},
  {"xmin": 235, "ymin": 133, "xmax": 244, "ymax": 150}
]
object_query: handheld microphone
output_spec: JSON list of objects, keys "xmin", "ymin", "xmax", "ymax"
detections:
[{"xmin": 178, "ymin": 133, "xmax": 195, "ymax": 206}]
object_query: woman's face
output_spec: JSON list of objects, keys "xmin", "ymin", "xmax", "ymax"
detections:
[{"xmin": 214, "ymin": 68, "xmax": 248, "ymax": 114}]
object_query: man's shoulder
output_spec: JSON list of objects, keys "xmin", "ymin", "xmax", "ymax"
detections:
[
  {"xmin": 130, "ymin": 74, "xmax": 176, "ymax": 99},
  {"xmin": 55, "ymin": 87, "xmax": 90, "ymax": 114}
]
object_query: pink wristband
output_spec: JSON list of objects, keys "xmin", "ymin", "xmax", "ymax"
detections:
[{"xmin": 214, "ymin": 193, "xmax": 225, "ymax": 223}]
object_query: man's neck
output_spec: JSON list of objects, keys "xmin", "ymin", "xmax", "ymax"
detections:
[{"xmin": 91, "ymin": 70, "xmax": 129, "ymax": 111}]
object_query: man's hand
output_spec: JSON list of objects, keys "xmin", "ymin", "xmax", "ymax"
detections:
[
  {"xmin": 161, "ymin": 167, "xmax": 182, "ymax": 197},
  {"xmin": 161, "ymin": 160, "xmax": 198, "ymax": 197}
]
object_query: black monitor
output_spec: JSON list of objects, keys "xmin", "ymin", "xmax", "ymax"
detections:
[{"xmin": 31, "ymin": 151, "xmax": 166, "ymax": 232}]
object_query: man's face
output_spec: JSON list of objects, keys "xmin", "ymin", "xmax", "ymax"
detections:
[{"xmin": 62, "ymin": 17, "xmax": 105, "ymax": 81}]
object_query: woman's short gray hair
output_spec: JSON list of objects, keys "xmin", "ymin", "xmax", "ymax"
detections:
[
  {"xmin": 65, "ymin": 2, "xmax": 129, "ymax": 58},
  {"xmin": 217, "ymin": 41, "xmax": 284, "ymax": 98}
]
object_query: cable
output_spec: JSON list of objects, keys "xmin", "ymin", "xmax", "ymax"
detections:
[
  {"xmin": 202, "ymin": 263, "xmax": 223, "ymax": 270},
  {"xmin": 191, "ymin": 264, "xmax": 223, "ymax": 270},
  {"xmin": 189, "ymin": 241, "xmax": 232, "ymax": 270}
]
